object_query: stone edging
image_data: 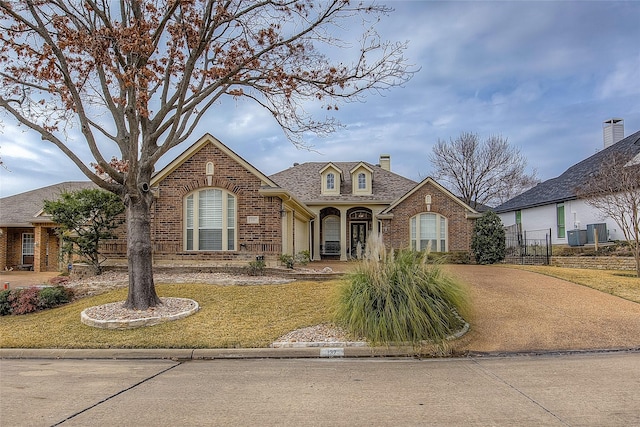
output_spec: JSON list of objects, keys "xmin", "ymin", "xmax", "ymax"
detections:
[{"xmin": 80, "ymin": 298, "xmax": 200, "ymax": 329}]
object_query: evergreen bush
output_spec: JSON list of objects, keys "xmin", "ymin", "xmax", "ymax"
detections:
[
  {"xmin": 0, "ymin": 289, "xmax": 11, "ymax": 315},
  {"xmin": 38, "ymin": 286, "xmax": 74, "ymax": 309},
  {"xmin": 471, "ymin": 211, "xmax": 506, "ymax": 264}
]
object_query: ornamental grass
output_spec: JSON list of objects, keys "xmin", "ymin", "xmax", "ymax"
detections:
[{"xmin": 334, "ymin": 236, "xmax": 470, "ymax": 346}]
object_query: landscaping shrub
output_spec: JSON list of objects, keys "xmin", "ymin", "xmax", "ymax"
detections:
[
  {"xmin": 247, "ymin": 258, "xmax": 266, "ymax": 276},
  {"xmin": 0, "ymin": 286, "xmax": 75, "ymax": 316},
  {"xmin": 0, "ymin": 289, "xmax": 11, "ymax": 315},
  {"xmin": 334, "ymin": 236, "xmax": 470, "ymax": 346},
  {"xmin": 471, "ymin": 211, "xmax": 506, "ymax": 264},
  {"xmin": 38, "ymin": 286, "xmax": 74, "ymax": 309},
  {"xmin": 11, "ymin": 287, "xmax": 41, "ymax": 315},
  {"xmin": 278, "ymin": 254, "xmax": 295, "ymax": 269}
]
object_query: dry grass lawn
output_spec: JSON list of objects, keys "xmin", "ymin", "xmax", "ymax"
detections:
[
  {"xmin": 0, "ymin": 281, "xmax": 340, "ymax": 349},
  {"xmin": 502, "ymin": 265, "xmax": 640, "ymax": 303},
  {"xmin": 2, "ymin": 265, "xmax": 639, "ymax": 350}
]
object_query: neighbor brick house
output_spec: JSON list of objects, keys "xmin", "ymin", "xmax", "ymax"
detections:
[{"xmin": 1, "ymin": 134, "xmax": 480, "ymax": 272}]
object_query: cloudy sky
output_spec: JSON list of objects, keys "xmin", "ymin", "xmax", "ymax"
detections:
[{"xmin": 1, "ymin": 1, "xmax": 639, "ymax": 198}]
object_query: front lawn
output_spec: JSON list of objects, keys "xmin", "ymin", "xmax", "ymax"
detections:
[
  {"xmin": 0, "ymin": 281, "xmax": 339, "ymax": 349},
  {"xmin": 504, "ymin": 265, "xmax": 640, "ymax": 303}
]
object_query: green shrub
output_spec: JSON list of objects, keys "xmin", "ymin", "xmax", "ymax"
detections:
[
  {"xmin": 334, "ymin": 237, "xmax": 470, "ymax": 346},
  {"xmin": 295, "ymin": 250, "xmax": 311, "ymax": 266},
  {"xmin": 38, "ymin": 286, "xmax": 74, "ymax": 309},
  {"xmin": 247, "ymin": 259, "xmax": 266, "ymax": 276},
  {"xmin": 0, "ymin": 289, "xmax": 11, "ymax": 315},
  {"xmin": 471, "ymin": 211, "xmax": 506, "ymax": 264},
  {"xmin": 278, "ymin": 254, "xmax": 295, "ymax": 269}
]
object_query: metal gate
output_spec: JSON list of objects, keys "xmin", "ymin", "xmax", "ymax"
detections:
[{"xmin": 504, "ymin": 226, "xmax": 551, "ymax": 265}]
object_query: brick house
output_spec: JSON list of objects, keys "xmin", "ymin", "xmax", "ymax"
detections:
[
  {"xmin": 0, "ymin": 182, "xmax": 97, "ymax": 272},
  {"xmin": 0, "ymin": 134, "xmax": 480, "ymax": 272}
]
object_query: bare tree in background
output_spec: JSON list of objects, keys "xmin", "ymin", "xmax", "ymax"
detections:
[
  {"xmin": 429, "ymin": 132, "xmax": 538, "ymax": 209},
  {"xmin": 0, "ymin": 0, "xmax": 414, "ymax": 309},
  {"xmin": 576, "ymin": 153, "xmax": 640, "ymax": 277}
]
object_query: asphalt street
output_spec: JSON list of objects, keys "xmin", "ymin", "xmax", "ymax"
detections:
[{"xmin": 1, "ymin": 351, "xmax": 639, "ymax": 426}]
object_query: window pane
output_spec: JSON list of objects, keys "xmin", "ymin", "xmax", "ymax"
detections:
[
  {"xmin": 358, "ymin": 173, "xmax": 366, "ymax": 189},
  {"xmin": 327, "ymin": 173, "xmax": 334, "ymax": 190},
  {"xmin": 22, "ymin": 234, "xmax": 35, "ymax": 256},
  {"xmin": 186, "ymin": 229, "xmax": 193, "ymax": 251},
  {"xmin": 227, "ymin": 229, "xmax": 235, "ymax": 251},
  {"xmin": 199, "ymin": 189, "xmax": 222, "ymax": 228},
  {"xmin": 186, "ymin": 195, "xmax": 194, "ymax": 228},
  {"xmin": 227, "ymin": 194, "xmax": 235, "ymax": 228},
  {"xmin": 324, "ymin": 216, "xmax": 340, "ymax": 241},
  {"xmin": 199, "ymin": 229, "xmax": 222, "ymax": 251}
]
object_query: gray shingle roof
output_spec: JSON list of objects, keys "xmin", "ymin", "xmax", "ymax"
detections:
[
  {"xmin": 269, "ymin": 162, "xmax": 417, "ymax": 204},
  {"xmin": 495, "ymin": 130, "xmax": 640, "ymax": 213},
  {"xmin": 0, "ymin": 181, "xmax": 97, "ymax": 226}
]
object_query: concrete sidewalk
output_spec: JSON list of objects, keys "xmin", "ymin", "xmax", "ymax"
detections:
[{"xmin": 1, "ymin": 351, "xmax": 639, "ymax": 426}]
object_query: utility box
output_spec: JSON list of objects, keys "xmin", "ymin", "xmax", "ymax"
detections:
[
  {"xmin": 567, "ymin": 230, "xmax": 587, "ymax": 247},
  {"xmin": 586, "ymin": 223, "xmax": 607, "ymax": 244}
]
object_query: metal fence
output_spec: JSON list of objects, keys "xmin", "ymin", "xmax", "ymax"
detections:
[{"xmin": 504, "ymin": 225, "xmax": 551, "ymax": 265}]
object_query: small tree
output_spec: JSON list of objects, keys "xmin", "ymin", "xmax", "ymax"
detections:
[
  {"xmin": 577, "ymin": 153, "xmax": 640, "ymax": 277},
  {"xmin": 429, "ymin": 132, "xmax": 538, "ymax": 209},
  {"xmin": 44, "ymin": 189, "xmax": 125, "ymax": 275},
  {"xmin": 472, "ymin": 211, "xmax": 506, "ymax": 264}
]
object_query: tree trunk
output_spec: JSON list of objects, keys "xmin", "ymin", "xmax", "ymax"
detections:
[{"xmin": 123, "ymin": 193, "xmax": 161, "ymax": 310}]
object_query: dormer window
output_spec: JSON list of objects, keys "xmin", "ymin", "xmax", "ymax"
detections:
[
  {"xmin": 327, "ymin": 173, "xmax": 335, "ymax": 190},
  {"xmin": 350, "ymin": 162, "xmax": 373, "ymax": 196},
  {"xmin": 320, "ymin": 163, "xmax": 342, "ymax": 195}
]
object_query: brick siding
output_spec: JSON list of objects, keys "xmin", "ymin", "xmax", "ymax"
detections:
[
  {"xmin": 382, "ymin": 182, "xmax": 475, "ymax": 252},
  {"xmin": 148, "ymin": 142, "xmax": 282, "ymax": 262}
]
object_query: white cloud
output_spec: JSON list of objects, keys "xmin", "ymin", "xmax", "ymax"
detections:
[{"xmin": 597, "ymin": 56, "xmax": 640, "ymax": 99}]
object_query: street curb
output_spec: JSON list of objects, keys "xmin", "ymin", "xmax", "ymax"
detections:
[
  {"xmin": 0, "ymin": 346, "xmax": 420, "ymax": 360},
  {"xmin": 2, "ymin": 346, "xmax": 638, "ymax": 360}
]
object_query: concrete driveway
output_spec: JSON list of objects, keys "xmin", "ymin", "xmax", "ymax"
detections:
[{"xmin": 447, "ymin": 265, "xmax": 640, "ymax": 354}]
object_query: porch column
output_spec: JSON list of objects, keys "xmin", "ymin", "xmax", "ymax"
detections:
[
  {"xmin": 33, "ymin": 225, "xmax": 46, "ymax": 273},
  {"xmin": 313, "ymin": 214, "xmax": 321, "ymax": 261},
  {"xmin": 0, "ymin": 228, "xmax": 7, "ymax": 271},
  {"xmin": 339, "ymin": 207, "xmax": 347, "ymax": 261}
]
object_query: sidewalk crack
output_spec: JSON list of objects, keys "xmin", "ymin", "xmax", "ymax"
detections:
[
  {"xmin": 470, "ymin": 359, "xmax": 570, "ymax": 426},
  {"xmin": 50, "ymin": 362, "xmax": 181, "ymax": 426}
]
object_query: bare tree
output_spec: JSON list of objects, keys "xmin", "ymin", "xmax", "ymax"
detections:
[
  {"xmin": 429, "ymin": 132, "xmax": 538, "ymax": 209},
  {"xmin": 576, "ymin": 153, "xmax": 640, "ymax": 277},
  {"xmin": 0, "ymin": 0, "xmax": 413, "ymax": 309}
]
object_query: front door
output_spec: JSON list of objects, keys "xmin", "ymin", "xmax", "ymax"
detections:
[{"xmin": 350, "ymin": 222, "xmax": 367, "ymax": 259}]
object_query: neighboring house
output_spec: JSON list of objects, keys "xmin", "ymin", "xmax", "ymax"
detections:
[
  {"xmin": 0, "ymin": 181, "xmax": 97, "ymax": 272},
  {"xmin": 1, "ymin": 134, "xmax": 480, "ymax": 272},
  {"xmin": 495, "ymin": 119, "xmax": 640, "ymax": 245}
]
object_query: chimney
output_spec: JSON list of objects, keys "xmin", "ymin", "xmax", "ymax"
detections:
[
  {"xmin": 603, "ymin": 118, "xmax": 624, "ymax": 148},
  {"xmin": 379, "ymin": 154, "xmax": 391, "ymax": 171}
]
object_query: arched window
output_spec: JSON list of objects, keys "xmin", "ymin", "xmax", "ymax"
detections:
[
  {"xmin": 358, "ymin": 172, "xmax": 366, "ymax": 189},
  {"xmin": 326, "ymin": 173, "xmax": 335, "ymax": 190},
  {"xmin": 185, "ymin": 189, "xmax": 236, "ymax": 251},
  {"xmin": 410, "ymin": 213, "xmax": 447, "ymax": 252}
]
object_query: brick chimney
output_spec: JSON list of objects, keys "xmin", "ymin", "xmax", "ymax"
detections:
[
  {"xmin": 379, "ymin": 154, "xmax": 391, "ymax": 171},
  {"xmin": 603, "ymin": 118, "xmax": 624, "ymax": 148}
]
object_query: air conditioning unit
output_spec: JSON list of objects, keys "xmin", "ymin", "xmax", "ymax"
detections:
[
  {"xmin": 586, "ymin": 223, "xmax": 607, "ymax": 244},
  {"xmin": 567, "ymin": 230, "xmax": 587, "ymax": 247}
]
